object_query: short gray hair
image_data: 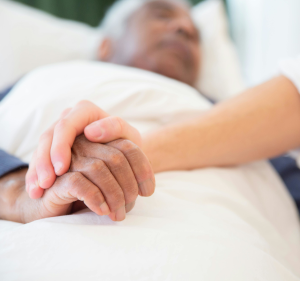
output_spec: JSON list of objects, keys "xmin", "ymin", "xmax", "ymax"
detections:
[{"xmin": 100, "ymin": 0, "xmax": 192, "ymax": 40}]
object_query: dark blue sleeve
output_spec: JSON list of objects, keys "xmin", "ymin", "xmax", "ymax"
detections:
[
  {"xmin": 0, "ymin": 84, "xmax": 28, "ymax": 177},
  {"xmin": 0, "ymin": 150, "xmax": 28, "ymax": 178},
  {"xmin": 269, "ymin": 156, "xmax": 300, "ymax": 214}
]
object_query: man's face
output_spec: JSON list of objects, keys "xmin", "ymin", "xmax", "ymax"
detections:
[{"xmin": 101, "ymin": 0, "xmax": 201, "ymax": 87}]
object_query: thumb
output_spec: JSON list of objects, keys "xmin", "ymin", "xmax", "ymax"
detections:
[{"xmin": 84, "ymin": 116, "xmax": 142, "ymax": 147}]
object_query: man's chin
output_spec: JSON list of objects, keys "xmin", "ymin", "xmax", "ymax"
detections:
[{"xmin": 155, "ymin": 66, "xmax": 193, "ymax": 86}]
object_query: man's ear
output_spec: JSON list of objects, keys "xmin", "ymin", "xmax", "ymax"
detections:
[{"xmin": 97, "ymin": 38, "xmax": 114, "ymax": 61}]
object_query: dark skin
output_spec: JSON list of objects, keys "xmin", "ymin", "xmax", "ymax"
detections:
[
  {"xmin": 0, "ymin": 136, "xmax": 154, "ymax": 223},
  {"xmin": 99, "ymin": 0, "xmax": 201, "ymax": 87}
]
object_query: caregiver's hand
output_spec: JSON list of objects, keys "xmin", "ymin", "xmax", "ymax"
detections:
[{"xmin": 25, "ymin": 100, "xmax": 155, "ymax": 221}]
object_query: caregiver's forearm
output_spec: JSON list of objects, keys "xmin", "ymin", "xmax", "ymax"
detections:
[{"xmin": 143, "ymin": 76, "xmax": 300, "ymax": 173}]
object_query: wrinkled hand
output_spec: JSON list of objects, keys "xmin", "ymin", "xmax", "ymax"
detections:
[
  {"xmin": 37, "ymin": 135, "xmax": 154, "ymax": 222},
  {"xmin": 1, "ymin": 136, "xmax": 154, "ymax": 223},
  {"xmin": 69, "ymin": 135, "xmax": 154, "ymax": 220},
  {"xmin": 25, "ymin": 101, "xmax": 155, "ymax": 221}
]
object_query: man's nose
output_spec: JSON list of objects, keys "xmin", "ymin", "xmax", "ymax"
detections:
[{"xmin": 168, "ymin": 16, "xmax": 195, "ymax": 38}]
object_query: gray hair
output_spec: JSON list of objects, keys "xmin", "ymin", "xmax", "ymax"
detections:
[{"xmin": 100, "ymin": 0, "xmax": 192, "ymax": 40}]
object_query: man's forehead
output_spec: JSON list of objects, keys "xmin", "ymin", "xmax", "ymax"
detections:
[{"xmin": 142, "ymin": 0, "xmax": 191, "ymax": 15}]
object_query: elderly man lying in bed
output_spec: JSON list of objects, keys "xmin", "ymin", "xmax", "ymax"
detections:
[
  {"xmin": 0, "ymin": 0, "xmax": 298, "ymax": 228},
  {"xmin": 0, "ymin": 0, "xmax": 200, "ymax": 222}
]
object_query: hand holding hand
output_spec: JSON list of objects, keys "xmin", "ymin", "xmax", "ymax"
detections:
[{"xmin": 25, "ymin": 101, "xmax": 155, "ymax": 221}]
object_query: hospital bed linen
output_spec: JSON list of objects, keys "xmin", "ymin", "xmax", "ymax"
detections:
[{"xmin": 0, "ymin": 62, "xmax": 299, "ymax": 280}]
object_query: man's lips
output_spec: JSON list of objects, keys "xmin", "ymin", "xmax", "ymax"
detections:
[{"xmin": 159, "ymin": 40, "xmax": 190, "ymax": 59}]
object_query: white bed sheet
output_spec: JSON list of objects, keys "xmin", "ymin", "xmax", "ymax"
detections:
[{"xmin": 0, "ymin": 62, "xmax": 299, "ymax": 280}]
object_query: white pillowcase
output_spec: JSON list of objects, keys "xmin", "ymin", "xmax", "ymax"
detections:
[
  {"xmin": 192, "ymin": 0, "xmax": 245, "ymax": 101},
  {"xmin": 0, "ymin": 0, "xmax": 245, "ymax": 101},
  {"xmin": 0, "ymin": 0, "xmax": 102, "ymax": 91}
]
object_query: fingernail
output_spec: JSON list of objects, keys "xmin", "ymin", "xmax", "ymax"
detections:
[
  {"xmin": 100, "ymin": 202, "xmax": 110, "ymax": 215},
  {"xmin": 29, "ymin": 182, "xmax": 39, "ymax": 198},
  {"xmin": 86, "ymin": 123, "xmax": 103, "ymax": 139},
  {"xmin": 115, "ymin": 207, "xmax": 126, "ymax": 221},
  {"xmin": 138, "ymin": 179, "xmax": 155, "ymax": 197},
  {"xmin": 54, "ymin": 162, "xmax": 63, "ymax": 174},
  {"xmin": 38, "ymin": 170, "xmax": 49, "ymax": 185}
]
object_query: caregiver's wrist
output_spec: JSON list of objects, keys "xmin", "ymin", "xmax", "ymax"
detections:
[
  {"xmin": 0, "ymin": 168, "xmax": 29, "ymax": 223},
  {"xmin": 142, "ymin": 133, "xmax": 169, "ymax": 174}
]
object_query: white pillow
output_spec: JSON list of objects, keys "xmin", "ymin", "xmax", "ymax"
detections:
[
  {"xmin": 227, "ymin": 0, "xmax": 300, "ymax": 87},
  {"xmin": 0, "ymin": 0, "xmax": 102, "ymax": 91},
  {"xmin": 192, "ymin": 0, "xmax": 245, "ymax": 101},
  {"xmin": 0, "ymin": 0, "xmax": 245, "ymax": 101}
]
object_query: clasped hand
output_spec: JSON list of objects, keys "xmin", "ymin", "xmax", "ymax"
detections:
[{"xmin": 9, "ymin": 101, "xmax": 155, "ymax": 223}]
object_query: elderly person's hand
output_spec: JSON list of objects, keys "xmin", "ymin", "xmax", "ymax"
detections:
[
  {"xmin": 0, "ymin": 139, "xmax": 146, "ymax": 224},
  {"xmin": 0, "ymin": 134, "xmax": 154, "ymax": 223},
  {"xmin": 25, "ymin": 101, "xmax": 155, "ymax": 221}
]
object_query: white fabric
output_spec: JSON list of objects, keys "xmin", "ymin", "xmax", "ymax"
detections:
[
  {"xmin": 0, "ymin": 62, "xmax": 299, "ymax": 280},
  {"xmin": 0, "ymin": 0, "xmax": 102, "ymax": 91},
  {"xmin": 192, "ymin": 0, "xmax": 245, "ymax": 101},
  {"xmin": 227, "ymin": 0, "xmax": 300, "ymax": 87},
  {"xmin": 0, "ymin": 0, "xmax": 245, "ymax": 101},
  {"xmin": 280, "ymin": 57, "xmax": 300, "ymax": 94}
]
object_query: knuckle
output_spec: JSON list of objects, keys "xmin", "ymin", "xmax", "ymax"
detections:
[
  {"xmin": 111, "ymin": 116, "xmax": 124, "ymax": 133},
  {"xmin": 119, "ymin": 139, "xmax": 137, "ymax": 152},
  {"xmin": 89, "ymin": 160, "xmax": 106, "ymax": 173},
  {"xmin": 109, "ymin": 151, "xmax": 126, "ymax": 167},
  {"xmin": 38, "ymin": 129, "xmax": 52, "ymax": 143},
  {"xmin": 66, "ymin": 171, "xmax": 83, "ymax": 186},
  {"xmin": 55, "ymin": 118, "xmax": 69, "ymax": 131}
]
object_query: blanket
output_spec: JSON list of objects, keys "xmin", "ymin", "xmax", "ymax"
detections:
[{"xmin": 0, "ymin": 61, "xmax": 299, "ymax": 280}]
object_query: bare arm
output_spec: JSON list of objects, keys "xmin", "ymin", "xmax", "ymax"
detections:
[{"xmin": 143, "ymin": 75, "xmax": 300, "ymax": 173}]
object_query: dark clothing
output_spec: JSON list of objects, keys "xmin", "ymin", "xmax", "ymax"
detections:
[
  {"xmin": 0, "ymin": 150, "xmax": 28, "ymax": 178},
  {"xmin": 270, "ymin": 156, "xmax": 300, "ymax": 212},
  {"xmin": 0, "ymin": 85, "xmax": 28, "ymax": 177}
]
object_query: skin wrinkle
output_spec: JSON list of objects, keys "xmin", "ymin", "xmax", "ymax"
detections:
[{"xmin": 70, "ymin": 148, "xmax": 127, "ymax": 210}]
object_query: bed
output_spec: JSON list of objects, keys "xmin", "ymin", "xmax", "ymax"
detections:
[{"xmin": 0, "ymin": 61, "xmax": 299, "ymax": 280}]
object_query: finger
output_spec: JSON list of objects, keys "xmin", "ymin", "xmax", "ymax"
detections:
[
  {"xmin": 70, "ymin": 156, "xmax": 126, "ymax": 221},
  {"xmin": 74, "ymin": 137, "xmax": 139, "ymax": 205},
  {"xmin": 31, "ymin": 108, "xmax": 72, "ymax": 192},
  {"xmin": 84, "ymin": 116, "xmax": 142, "ymax": 147},
  {"xmin": 35, "ymin": 126, "xmax": 56, "ymax": 190},
  {"xmin": 73, "ymin": 137, "xmax": 138, "ymax": 204},
  {"xmin": 25, "ymin": 151, "xmax": 44, "ymax": 199},
  {"xmin": 107, "ymin": 139, "xmax": 156, "ymax": 197},
  {"xmin": 50, "ymin": 100, "xmax": 109, "ymax": 176},
  {"xmin": 44, "ymin": 172, "xmax": 109, "ymax": 217}
]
